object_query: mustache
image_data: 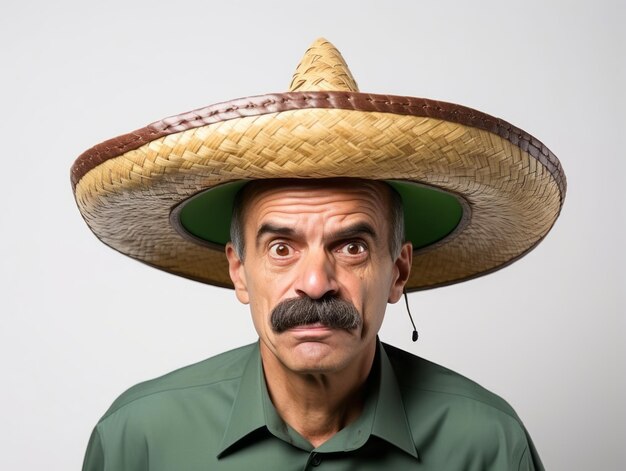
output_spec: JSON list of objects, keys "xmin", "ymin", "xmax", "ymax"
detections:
[{"xmin": 270, "ymin": 295, "xmax": 362, "ymax": 333}]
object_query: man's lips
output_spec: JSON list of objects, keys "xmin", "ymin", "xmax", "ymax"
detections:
[
  {"xmin": 284, "ymin": 323, "xmax": 341, "ymax": 339},
  {"xmin": 289, "ymin": 323, "xmax": 331, "ymax": 330}
]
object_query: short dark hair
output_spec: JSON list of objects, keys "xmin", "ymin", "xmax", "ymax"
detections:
[{"xmin": 230, "ymin": 179, "xmax": 405, "ymax": 260}]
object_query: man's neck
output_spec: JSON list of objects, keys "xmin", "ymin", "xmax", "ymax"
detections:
[{"xmin": 259, "ymin": 342, "xmax": 376, "ymax": 448}]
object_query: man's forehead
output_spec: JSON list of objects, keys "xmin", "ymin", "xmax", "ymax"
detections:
[{"xmin": 240, "ymin": 178, "xmax": 393, "ymax": 215}]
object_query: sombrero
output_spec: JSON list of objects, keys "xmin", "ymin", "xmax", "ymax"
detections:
[{"xmin": 71, "ymin": 38, "xmax": 566, "ymax": 291}]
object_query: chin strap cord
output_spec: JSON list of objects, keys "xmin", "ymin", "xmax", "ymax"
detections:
[{"xmin": 403, "ymin": 288, "xmax": 419, "ymax": 342}]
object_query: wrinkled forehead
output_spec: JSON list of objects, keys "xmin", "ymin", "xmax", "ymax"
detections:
[{"xmin": 238, "ymin": 178, "xmax": 395, "ymax": 223}]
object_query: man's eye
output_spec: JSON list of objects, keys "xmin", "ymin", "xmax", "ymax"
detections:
[
  {"xmin": 269, "ymin": 243, "xmax": 293, "ymax": 258},
  {"xmin": 339, "ymin": 242, "xmax": 367, "ymax": 256}
]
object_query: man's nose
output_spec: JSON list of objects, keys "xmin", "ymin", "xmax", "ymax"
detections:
[{"xmin": 294, "ymin": 249, "xmax": 339, "ymax": 300}]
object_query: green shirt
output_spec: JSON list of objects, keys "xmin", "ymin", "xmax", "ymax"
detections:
[{"xmin": 83, "ymin": 341, "xmax": 543, "ymax": 470}]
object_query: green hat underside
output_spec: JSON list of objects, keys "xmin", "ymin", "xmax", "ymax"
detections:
[{"xmin": 176, "ymin": 180, "xmax": 464, "ymax": 252}]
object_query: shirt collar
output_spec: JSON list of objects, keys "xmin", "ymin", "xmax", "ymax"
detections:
[
  {"xmin": 217, "ymin": 343, "xmax": 266, "ymax": 457},
  {"xmin": 371, "ymin": 341, "xmax": 419, "ymax": 458},
  {"xmin": 217, "ymin": 340, "xmax": 418, "ymax": 459}
]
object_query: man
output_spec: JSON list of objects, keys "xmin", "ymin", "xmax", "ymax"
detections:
[{"xmin": 74, "ymin": 39, "xmax": 564, "ymax": 470}]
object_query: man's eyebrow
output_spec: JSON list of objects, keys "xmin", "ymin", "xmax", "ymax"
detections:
[
  {"xmin": 331, "ymin": 222, "xmax": 378, "ymax": 242},
  {"xmin": 256, "ymin": 223, "xmax": 296, "ymax": 243},
  {"xmin": 255, "ymin": 221, "xmax": 379, "ymax": 246}
]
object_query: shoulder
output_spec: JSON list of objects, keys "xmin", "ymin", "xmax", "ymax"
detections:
[
  {"xmin": 382, "ymin": 342, "xmax": 519, "ymax": 419},
  {"xmin": 100, "ymin": 343, "xmax": 256, "ymax": 422},
  {"xmin": 86, "ymin": 344, "xmax": 258, "ymax": 469},
  {"xmin": 382, "ymin": 343, "xmax": 538, "ymax": 468}
]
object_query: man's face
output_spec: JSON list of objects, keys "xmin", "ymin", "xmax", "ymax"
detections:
[{"xmin": 226, "ymin": 180, "xmax": 412, "ymax": 375}]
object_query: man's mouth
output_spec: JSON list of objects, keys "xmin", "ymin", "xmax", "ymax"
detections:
[{"xmin": 288, "ymin": 323, "xmax": 332, "ymax": 330}]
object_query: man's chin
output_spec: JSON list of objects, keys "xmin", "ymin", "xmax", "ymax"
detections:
[{"xmin": 282, "ymin": 342, "xmax": 349, "ymax": 373}]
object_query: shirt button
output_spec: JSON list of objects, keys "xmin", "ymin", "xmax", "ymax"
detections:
[{"xmin": 310, "ymin": 453, "xmax": 322, "ymax": 467}]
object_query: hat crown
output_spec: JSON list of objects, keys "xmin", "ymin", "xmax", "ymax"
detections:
[{"xmin": 288, "ymin": 38, "xmax": 359, "ymax": 92}]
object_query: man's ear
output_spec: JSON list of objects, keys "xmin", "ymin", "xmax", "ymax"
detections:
[
  {"xmin": 388, "ymin": 242, "xmax": 413, "ymax": 303},
  {"xmin": 225, "ymin": 243, "xmax": 249, "ymax": 304}
]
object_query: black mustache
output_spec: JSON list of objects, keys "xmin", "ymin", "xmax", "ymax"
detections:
[{"xmin": 270, "ymin": 295, "xmax": 362, "ymax": 333}]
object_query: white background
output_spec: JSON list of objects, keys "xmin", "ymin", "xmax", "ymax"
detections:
[{"xmin": 1, "ymin": 1, "xmax": 624, "ymax": 469}]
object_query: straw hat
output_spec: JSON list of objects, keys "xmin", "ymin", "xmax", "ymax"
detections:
[{"xmin": 71, "ymin": 38, "xmax": 566, "ymax": 291}]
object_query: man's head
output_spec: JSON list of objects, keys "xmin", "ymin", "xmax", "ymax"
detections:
[{"xmin": 225, "ymin": 178, "xmax": 413, "ymax": 375}]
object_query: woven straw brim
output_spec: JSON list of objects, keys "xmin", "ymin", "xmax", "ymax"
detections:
[{"xmin": 71, "ymin": 91, "xmax": 565, "ymax": 291}]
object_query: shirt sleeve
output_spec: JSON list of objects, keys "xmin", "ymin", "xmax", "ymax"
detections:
[{"xmin": 82, "ymin": 427, "xmax": 105, "ymax": 471}]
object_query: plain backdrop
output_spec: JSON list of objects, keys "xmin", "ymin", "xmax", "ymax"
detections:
[{"xmin": 1, "ymin": 1, "xmax": 624, "ymax": 469}]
